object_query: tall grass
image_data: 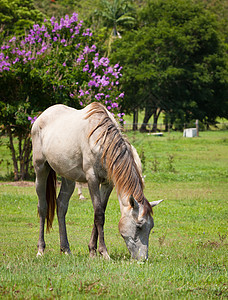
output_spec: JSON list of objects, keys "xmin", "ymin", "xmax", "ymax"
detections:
[{"xmin": 0, "ymin": 131, "xmax": 227, "ymax": 299}]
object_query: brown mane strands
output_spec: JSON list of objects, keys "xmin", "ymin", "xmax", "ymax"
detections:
[{"xmin": 85, "ymin": 102, "xmax": 152, "ymax": 216}]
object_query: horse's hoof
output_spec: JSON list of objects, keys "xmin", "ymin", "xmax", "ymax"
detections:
[
  {"xmin": 89, "ymin": 249, "xmax": 97, "ymax": 258},
  {"xmin": 103, "ymin": 253, "xmax": 111, "ymax": 260},
  {"xmin": 99, "ymin": 251, "xmax": 110, "ymax": 260},
  {"xmin": 36, "ymin": 250, "xmax": 44, "ymax": 257},
  {"xmin": 61, "ymin": 248, "xmax": 71, "ymax": 255}
]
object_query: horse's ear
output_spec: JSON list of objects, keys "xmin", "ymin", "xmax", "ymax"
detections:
[
  {"xmin": 129, "ymin": 195, "xmax": 138, "ymax": 208},
  {"xmin": 150, "ymin": 199, "xmax": 164, "ymax": 207}
]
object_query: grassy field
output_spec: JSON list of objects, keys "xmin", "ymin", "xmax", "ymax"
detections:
[{"xmin": 0, "ymin": 130, "xmax": 227, "ymax": 299}]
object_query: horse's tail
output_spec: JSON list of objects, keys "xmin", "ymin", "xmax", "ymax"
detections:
[{"xmin": 46, "ymin": 168, "xmax": 57, "ymax": 232}]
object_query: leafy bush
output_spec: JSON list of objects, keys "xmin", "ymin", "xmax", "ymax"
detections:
[{"xmin": 0, "ymin": 13, "xmax": 125, "ymax": 179}]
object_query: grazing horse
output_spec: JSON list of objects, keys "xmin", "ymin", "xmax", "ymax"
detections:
[{"xmin": 31, "ymin": 102, "xmax": 163, "ymax": 260}]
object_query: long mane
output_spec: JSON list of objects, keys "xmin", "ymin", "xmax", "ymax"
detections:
[{"xmin": 85, "ymin": 102, "xmax": 152, "ymax": 214}]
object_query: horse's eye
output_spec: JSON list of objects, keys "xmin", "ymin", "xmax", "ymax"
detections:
[{"xmin": 136, "ymin": 219, "xmax": 146, "ymax": 228}]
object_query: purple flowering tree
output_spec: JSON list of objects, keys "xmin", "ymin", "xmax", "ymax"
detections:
[{"xmin": 0, "ymin": 13, "xmax": 124, "ymax": 180}]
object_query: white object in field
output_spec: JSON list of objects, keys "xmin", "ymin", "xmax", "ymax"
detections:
[{"xmin": 183, "ymin": 128, "xmax": 197, "ymax": 138}]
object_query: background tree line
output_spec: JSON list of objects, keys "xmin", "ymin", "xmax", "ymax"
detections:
[{"xmin": 0, "ymin": 0, "xmax": 228, "ymax": 179}]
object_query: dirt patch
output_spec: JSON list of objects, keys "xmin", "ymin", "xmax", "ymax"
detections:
[
  {"xmin": 0, "ymin": 181, "xmax": 35, "ymax": 187},
  {"xmin": 0, "ymin": 181, "xmax": 88, "ymax": 188}
]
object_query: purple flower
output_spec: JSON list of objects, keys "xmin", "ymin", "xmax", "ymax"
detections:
[
  {"xmin": 91, "ymin": 45, "xmax": 96, "ymax": 52},
  {"xmin": 13, "ymin": 58, "xmax": 19, "ymax": 64},
  {"xmin": 25, "ymin": 51, "xmax": 32, "ymax": 57},
  {"xmin": 88, "ymin": 80, "xmax": 96, "ymax": 87},
  {"xmin": 119, "ymin": 92, "xmax": 124, "ymax": 98},
  {"xmin": 83, "ymin": 46, "xmax": 90, "ymax": 54},
  {"xmin": 50, "ymin": 16, "xmax": 56, "ymax": 24},
  {"xmin": 77, "ymin": 55, "xmax": 84, "ymax": 63},
  {"xmin": 28, "ymin": 116, "xmax": 37, "ymax": 124},
  {"xmin": 79, "ymin": 89, "xmax": 84, "ymax": 97},
  {"xmin": 111, "ymin": 102, "xmax": 118, "ymax": 108},
  {"xmin": 71, "ymin": 12, "xmax": 78, "ymax": 22},
  {"xmin": 100, "ymin": 75, "xmax": 110, "ymax": 87},
  {"xmin": 9, "ymin": 37, "xmax": 16, "ymax": 43},
  {"xmin": 83, "ymin": 64, "xmax": 90, "ymax": 72},
  {"xmin": 33, "ymin": 24, "xmax": 40, "ymax": 31},
  {"xmin": 100, "ymin": 57, "xmax": 109, "ymax": 67}
]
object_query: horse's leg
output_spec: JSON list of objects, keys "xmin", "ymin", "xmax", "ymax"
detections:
[
  {"xmin": 97, "ymin": 182, "xmax": 113, "ymax": 258},
  {"xmin": 57, "ymin": 177, "xmax": 75, "ymax": 254},
  {"xmin": 77, "ymin": 182, "xmax": 86, "ymax": 200},
  {"xmin": 88, "ymin": 179, "xmax": 113, "ymax": 259},
  {"xmin": 35, "ymin": 162, "xmax": 51, "ymax": 256}
]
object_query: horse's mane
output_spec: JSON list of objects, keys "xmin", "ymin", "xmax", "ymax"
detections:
[{"xmin": 85, "ymin": 102, "xmax": 152, "ymax": 215}]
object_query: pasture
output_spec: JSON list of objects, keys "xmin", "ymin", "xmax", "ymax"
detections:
[{"xmin": 0, "ymin": 130, "xmax": 227, "ymax": 299}]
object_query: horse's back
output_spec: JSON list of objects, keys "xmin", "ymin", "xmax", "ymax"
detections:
[
  {"xmin": 32, "ymin": 104, "xmax": 81, "ymax": 131},
  {"xmin": 32, "ymin": 104, "xmax": 90, "ymax": 138},
  {"xmin": 31, "ymin": 104, "xmax": 97, "ymax": 181}
]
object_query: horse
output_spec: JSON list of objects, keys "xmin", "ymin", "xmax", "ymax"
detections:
[{"xmin": 31, "ymin": 102, "xmax": 163, "ymax": 260}]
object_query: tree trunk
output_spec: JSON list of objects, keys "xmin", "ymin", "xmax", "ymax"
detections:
[
  {"xmin": 152, "ymin": 108, "xmax": 162, "ymax": 132},
  {"xmin": 133, "ymin": 108, "xmax": 138, "ymax": 131},
  {"xmin": 6, "ymin": 126, "xmax": 32, "ymax": 181},
  {"xmin": 7, "ymin": 126, "xmax": 19, "ymax": 181},
  {"xmin": 23, "ymin": 135, "xmax": 32, "ymax": 179},
  {"xmin": 140, "ymin": 106, "xmax": 155, "ymax": 132},
  {"xmin": 19, "ymin": 133, "xmax": 32, "ymax": 180}
]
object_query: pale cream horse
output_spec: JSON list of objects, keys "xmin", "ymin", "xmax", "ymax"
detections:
[{"xmin": 31, "ymin": 102, "xmax": 163, "ymax": 260}]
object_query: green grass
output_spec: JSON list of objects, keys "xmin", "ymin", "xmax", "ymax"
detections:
[{"xmin": 0, "ymin": 131, "xmax": 227, "ymax": 299}]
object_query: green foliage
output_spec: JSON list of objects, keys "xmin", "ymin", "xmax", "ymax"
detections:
[
  {"xmin": 111, "ymin": 0, "xmax": 228, "ymax": 126},
  {"xmin": 92, "ymin": 0, "xmax": 137, "ymax": 55},
  {"xmin": 34, "ymin": 0, "xmax": 100, "ymax": 20},
  {"xmin": 95, "ymin": 0, "xmax": 136, "ymax": 35},
  {"xmin": 0, "ymin": 0, "xmax": 44, "ymax": 37}
]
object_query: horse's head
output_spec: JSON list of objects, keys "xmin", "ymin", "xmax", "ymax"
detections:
[{"xmin": 118, "ymin": 195, "xmax": 163, "ymax": 260}]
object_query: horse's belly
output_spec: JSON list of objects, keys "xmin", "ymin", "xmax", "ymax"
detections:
[{"xmin": 42, "ymin": 136, "xmax": 88, "ymax": 181}]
